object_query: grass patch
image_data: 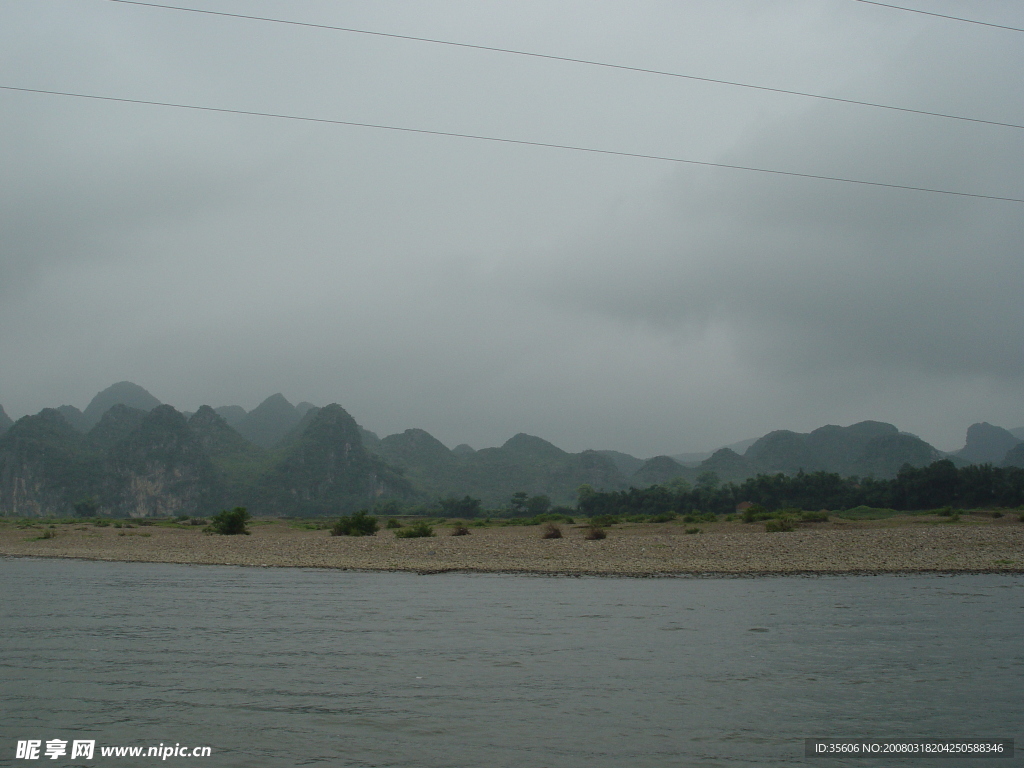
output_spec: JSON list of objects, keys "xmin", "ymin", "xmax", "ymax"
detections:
[
  {"xmin": 385, "ymin": 519, "xmax": 403, "ymax": 529},
  {"xmin": 764, "ymin": 519, "xmax": 796, "ymax": 532},
  {"xmin": 395, "ymin": 521, "xmax": 434, "ymax": 538},
  {"xmin": 27, "ymin": 529, "xmax": 57, "ymax": 541},
  {"xmin": 835, "ymin": 506, "xmax": 900, "ymax": 520},
  {"xmin": 331, "ymin": 510, "xmax": 379, "ymax": 537},
  {"xmin": 800, "ymin": 510, "xmax": 830, "ymax": 522}
]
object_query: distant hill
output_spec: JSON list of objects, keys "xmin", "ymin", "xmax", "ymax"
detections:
[
  {"xmin": 102, "ymin": 405, "xmax": 220, "ymax": 517},
  {"xmin": 4, "ymin": 380, "xmax": 1020, "ymax": 517},
  {"xmin": 849, "ymin": 433, "xmax": 943, "ymax": 478},
  {"xmin": 631, "ymin": 455, "xmax": 687, "ymax": 486},
  {"xmin": 56, "ymin": 405, "xmax": 88, "ymax": 432},
  {"xmin": 956, "ymin": 422, "xmax": 1022, "ymax": 465},
  {"xmin": 86, "ymin": 404, "xmax": 150, "ymax": 452},
  {"xmin": 377, "ymin": 429, "xmax": 627, "ymax": 507},
  {"xmin": 670, "ymin": 436, "xmax": 759, "ymax": 466},
  {"xmin": 0, "ymin": 409, "xmax": 99, "ymax": 516},
  {"xmin": 236, "ymin": 393, "xmax": 306, "ymax": 449},
  {"xmin": 213, "ymin": 405, "xmax": 247, "ymax": 429},
  {"xmin": 595, "ymin": 449, "xmax": 646, "ymax": 477},
  {"xmin": 188, "ymin": 406, "xmax": 271, "ymax": 502},
  {"xmin": 1011, "ymin": 427, "xmax": 1024, "ymax": 441},
  {"xmin": 249, "ymin": 404, "xmax": 412, "ymax": 516},
  {"xmin": 1004, "ymin": 442, "xmax": 1024, "ymax": 469},
  {"xmin": 695, "ymin": 447, "xmax": 754, "ymax": 482},
  {"xmin": 82, "ymin": 382, "xmax": 161, "ymax": 429}
]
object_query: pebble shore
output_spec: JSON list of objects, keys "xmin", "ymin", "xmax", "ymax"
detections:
[{"xmin": 1, "ymin": 517, "xmax": 1022, "ymax": 576}]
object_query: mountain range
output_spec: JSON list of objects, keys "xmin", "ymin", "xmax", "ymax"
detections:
[{"xmin": 0, "ymin": 381, "xmax": 1020, "ymax": 518}]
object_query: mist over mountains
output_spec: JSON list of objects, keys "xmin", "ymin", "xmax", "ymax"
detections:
[{"xmin": 0, "ymin": 382, "xmax": 1020, "ymax": 518}]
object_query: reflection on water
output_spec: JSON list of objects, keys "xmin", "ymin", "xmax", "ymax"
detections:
[{"xmin": 1, "ymin": 559, "xmax": 1020, "ymax": 767}]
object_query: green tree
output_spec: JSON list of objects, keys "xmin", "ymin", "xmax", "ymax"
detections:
[
  {"xmin": 509, "ymin": 491, "xmax": 529, "ymax": 515},
  {"xmin": 696, "ymin": 471, "xmax": 720, "ymax": 492},
  {"xmin": 526, "ymin": 494, "xmax": 551, "ymax": 516},
  {"xmin": 205, "ymin": 507, "xmax": 251, "ymax": 535},
  {"xmin": 439, "ymin": 495, "xmax": 483, "ymax": 518}
]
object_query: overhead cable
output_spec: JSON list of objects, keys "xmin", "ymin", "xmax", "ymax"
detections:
[
  {"xmin": 102, "ymin": 0, "xmax": 1024, "ymax": 132},
  {"xmin": 852, "ymin": 1, "xmax": 1024, "ymax": 33},
  {"xmin": 2, "ymin": 84, "xmax": 1021, "ymax": 204}
]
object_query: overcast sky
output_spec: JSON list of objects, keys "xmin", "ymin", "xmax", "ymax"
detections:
[{"xmin": 1, "ymin": 0, "xmax": 1022, "ymax": 455}]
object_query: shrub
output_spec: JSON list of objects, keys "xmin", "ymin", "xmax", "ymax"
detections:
[
  {"xmin": 684, "ymin": 527, "xmax": 701, "ymax": 535},
  {"xmin": 331, "ymin": 510, "xmax": 379, "ymax": 537},
  {"xmin": 590, "ymin": 515, "xmax": 619, "ymax": 527},
  {"xmin": 764, "ymin": 519, "xmax": 795, "ymax": 532},
  {"xmin": 189, "ymin": 518, "xmax": 207, "ymax": 526},
  {"xmin": 395, "ymin": 521, "xmax": 434, "ymax": 538},
  {"xmin": 94, "ymin": 519, "xmax": 110, "ymax": 527},
  {"xmin": 385, "ymin": 518, "xmax": 403, "ymax": 529},
  {"xmin": 450, "ymin": 525, "xmax": 470, "ymax": 536},
  {"xmin": 991, "ymin": 511, "xmax": 1003, "ymax": 519},
  {"xmin": 540, "ymin": 522, "xmax": 562, "ymax": 539},
  {"xmin": 743, "ymin": 504, "xmax": 768, "ymax": 523},
  {"xmin": 937, "ymin": 506, "xmax": 954, "ymax": 517},
  {"xmin": 584, "ymin": 526, "xmax": 606, "ymax": 540},
  {"xmin": 204, "ymin": 507, "xmax": 251, "ymax": 535},
  {"xmin": 648, "ymin": 512, "xmax": 677, "ymax": 523}
]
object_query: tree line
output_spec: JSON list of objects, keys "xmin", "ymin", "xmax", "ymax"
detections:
[{"xmin": 576, "ymin": 460, "xmax": 1024, "ymax": 517}]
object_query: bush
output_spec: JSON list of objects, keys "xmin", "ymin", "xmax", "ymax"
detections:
[
  {"xmin": 584, "ymin": 526, "xmax": 606, "ymax": 540},
  {"xmin": 93, "ymin": 519, "xmax": 110, "ymax": 527},
  {"xmin": 189, "ymin": 518, "xmax": 207, "ymax": 526},
  {"xmin": 385, "ymin": 518, "xmax": 403, "ymax": 529},
  {"xmin": 540, "ymin": 522, "xmax": 562, "ymax": 539},
  {"xmin": 590, "ymin": 515, "xmax": 620, "ymax": 527},
  {"xmin": 684, "ymin": 527, "xmax": 701, "ymax": 535},
  {"xmin": 395, "ymin": 521, "xmax": 434, "ymax": 538},
  {"xmin": 764, "ymin": 519, "xmax": 796, "ymax": 532},
  {"xmin": 991, "ymin": 511, "xmax": 1003, "ymax": 519},
  {"xmin": 204, "ymin": 507, "xmax": 251, "ymax": 535},
  {"xmin": 648, "ymin": 512, "xmax": 677, "ymax": 523},
  {"xmin": 331, "ymin": 510, "xmax": 379, "ymax": 537},
  {"xmin": 450, "ymin": 525, "xmax": 470, "ymax": 536},
  {"xmin": 743, "ymin": 504, "xmax": 768, "ymax": 523}
]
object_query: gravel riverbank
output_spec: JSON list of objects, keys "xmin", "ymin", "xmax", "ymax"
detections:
[{"xmin": 2, "ymin": 517, "xmax": 1022, "ymax": 575}]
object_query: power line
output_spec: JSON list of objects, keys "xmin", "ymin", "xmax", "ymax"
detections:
[
  {"xmin": 852, "ymin": 1, "xmax": 1024, "ymax": 33},
  {"xmin": 2, "ymin": 84, "xmax": 1021, "ymax": 204},
  {"xmin": 102, "ymin": 0, "xmax": 1024, "ymax": 133}
]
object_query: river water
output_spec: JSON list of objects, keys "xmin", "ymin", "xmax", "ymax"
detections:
[{"xmin": 1, "ymin": 558, "xmax": 1020, "ymax": 767}]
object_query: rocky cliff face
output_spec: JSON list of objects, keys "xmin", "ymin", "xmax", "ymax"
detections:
[
  {"xmin": 250, "ymin": 404, "xmax": 412, "ymax": 516},
  {"xmin": 102, "ymin": 405, "xmax": 221, "ymax": 518},
  {"xmin": 0, "ymin": 409, "xmax": 101, "ymax": 517},
  {"xmin": 957, "ymin": 422, "xmax": 1022, "ymax": 465}
]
